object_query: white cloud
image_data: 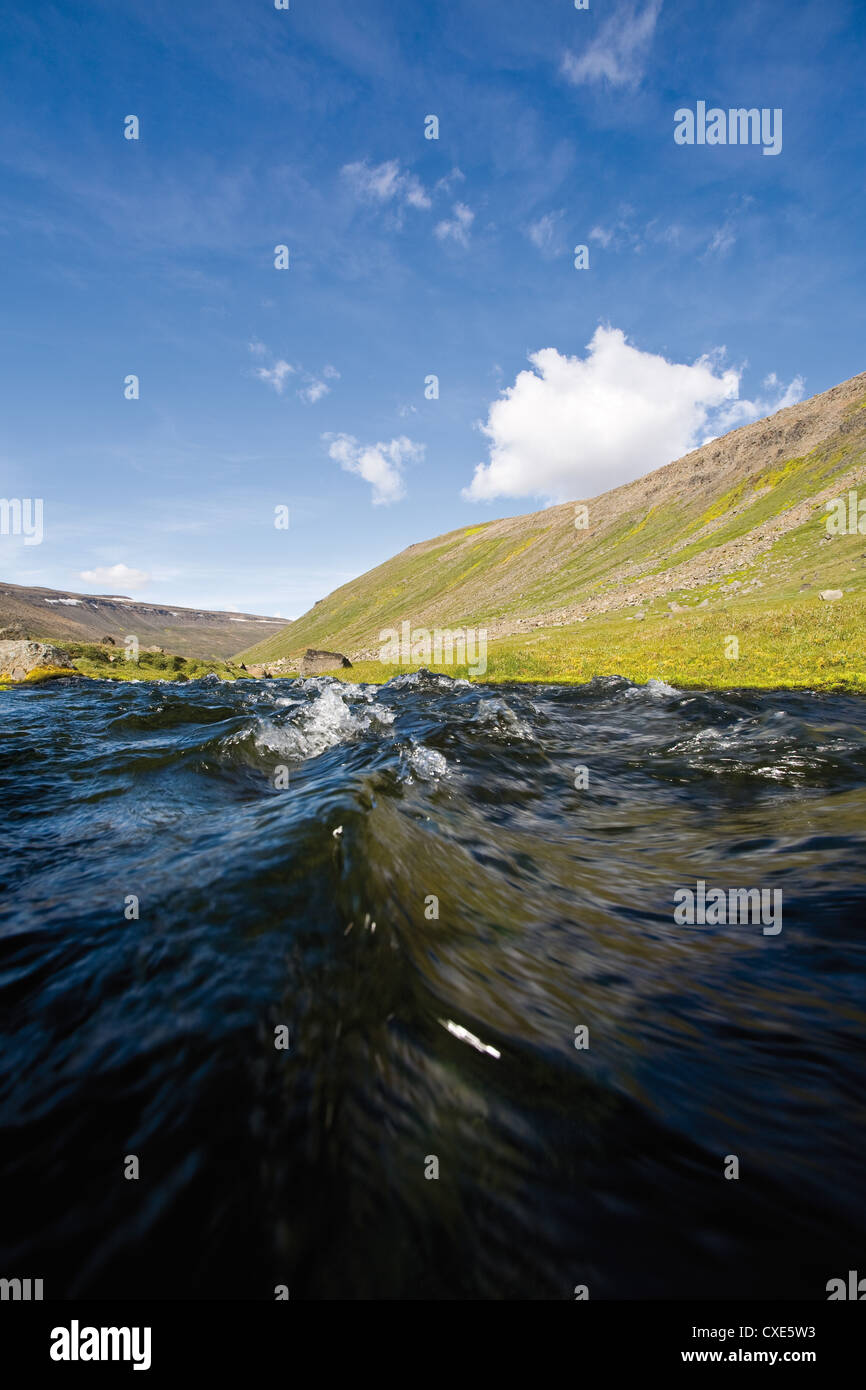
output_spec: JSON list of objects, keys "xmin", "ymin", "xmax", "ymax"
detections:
[
  {"xmin": 588, "ymin": 208, "xmax": 647, "ymax": 253},
  {"xmin": 528, "ymin": 211, "xmax": 566, "ymax": 257},
  {"xmin": 707, "ymin": 373, "xmax": 805, "ymax": 436},
  {"xmin": 435, "ymin": 203, "xmax": 474, "ymax": 247},
  {"xmin": 341, "ymin": 159, "xmax": 431, "ymax": 211},
  {"xmin": 657, "ymin": 222, "xmax": 683, "ymax": 246},
  {"xmin": 326, "ymin": 433, "xmax": 424, "ymax": 505},
  {"xmin": 587, "ymin": 204, "xmax": 746, "ymax": 259},
  {"xmin": 589, "ymin": 224, "xmax": 614, "ymax": 248},
  {"xmin": 562, "ymin": 0, "xmax": 663, "ymax": 88},
  {"xmin": 299, "ymin": 365, "xmax": 340, "ymax": 404},
  {"xmin": 404, "ymin": 176, "xmax": 431, "ymax": 209},
  {"xmin": 703, "ymin": 196, "xmax": 754, "ymax": 260},
  {"xmin": 462, "ymin": 325, "xmax": 803, "ymax": 503},
  {"xmin": 705, "ymin": 222, "xmax": 737, "ymax": 257},
  {"xmin": 79, "ymin": 563, "xmax": 150, "ymax": 593},
  {"xmin": 299, "ymin": 379, "xmax": 330, "ymax": 405},
  {"xmin": 343, "ymin": 158, "xmax": 401, "ymax": 201},
  {"xmin": 435, "ymin": 167, "xmax": 465, "ymax": 196},
  {"xmin": 588, "ymin": 206, "xmax": 662, "ymax": 254},
  {"xmin": 255, "ymin": 359, "xmax": 295, "ymax": 393},
  {"xmin": 250, "ymin": 345, "xmax": 339, "ymax": 403}
]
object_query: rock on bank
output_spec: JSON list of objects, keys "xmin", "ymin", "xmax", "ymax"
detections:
[{"xmin": 0, "ymin": 640, "xmax": 77, "ymax": 683}]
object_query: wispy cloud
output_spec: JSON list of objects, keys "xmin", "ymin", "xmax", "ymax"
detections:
[
  {"xmin": 255, "ymin": 359, "xmax": 295, "ymax": 394},
  {"xmin": 589, "ymin": 224, "xmax": 614, "ymax": 248},
  {"xmin": 703, "ymin": 197, "xmax": 754, "ymax": 260},
  {"xmin": 435, "ymin": 203, "xmax": 474, "ymax": 247},
  {"xmin": 708, "ymin": 371, "xmax": 805, "ymax": 435},
  {"xmin": 589, "ymin": 206, "xmax": 706, "ymax": 256},
  {"xmin": 562, "ymin": 0, "xmax": 663, "ymax": 89},
  {"xmin": 298, "ymin": 377, "xmax": 329, "ymax": 405},
  {"xmin": 341, "ymin": 158, "xmax": 431, "ymax": 211},
  {"xmin": 325, "ymin": 433, "xmax": 424, "ymax": 505},
  {"xmin": 705, "ymin": 223, "xmax": 737, "ymax": 257},
  {"xmin": 435, "ymin": 167, "xmax": 466, "ymax": 197},
  {"xmin": 527, "ymin": 210, "xmax": 567, "ymax": 257},
  {"xmin": 298, "ymin": 364, "xmax": 341, "ymax": 405},
  {"xmin": 250, "ymin": 346, "xmax": 339, "ymax": 404},
  {"xmin": 78, "ymin": 562, "xmax": 150, "ymax": 593}
]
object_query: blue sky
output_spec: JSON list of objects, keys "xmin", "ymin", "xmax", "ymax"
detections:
[{"xmin": 1, "ymin": 0, "xmax": 863, "ymax": 617}]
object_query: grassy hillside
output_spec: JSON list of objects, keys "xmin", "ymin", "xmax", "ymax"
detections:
[
  {"xmin": 241, "ymin": 370, "xmax": 866, "ymax": 688},
  {"xmin": 0, "ymin": 581, "xmax": 287, "ymax": 659}
]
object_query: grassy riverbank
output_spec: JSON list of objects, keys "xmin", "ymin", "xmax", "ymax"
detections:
[
  {"xmin": 297, "ymin": 595, "xmax": 866, "ymax": 693},
  {"xmin": 67, "ymin": 644, "xmax": 244, "ymax": 682},
  {"xmin": 4, "ymin": 599, "xmax": 863, "ymax": 694},
  {"xmin": 1, "ymin": 643, "xmax": 244, "ymax": 687}
]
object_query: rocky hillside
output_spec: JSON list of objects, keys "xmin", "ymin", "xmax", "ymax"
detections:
[
  {"xmin": 242, "ymin": 370, "xmax": 866, "ymax": 665},
  {"xmin": 0, "ymin": 582, "xmax": 287, "ymax": 660}
]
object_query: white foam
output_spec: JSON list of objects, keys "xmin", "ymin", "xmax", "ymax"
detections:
[
  {"xmin": 386, "ymin": 671, "xmax": 469, "ymax": 691},
  {"xmin": 475, "ymin": 697, "xmax": 536, "ymax": 740},
  {"xmin": 255, "ymin": 684, "xmax": 394, "ymax": 762},
  {"xmin": 625, "ymin": 678, "xmax": 681, "ymax": 699},
  {"xmin": 403, "ymin": 743, "xmax": 449, "ymax": 780}
]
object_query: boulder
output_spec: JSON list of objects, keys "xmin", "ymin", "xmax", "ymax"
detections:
[
  {"xmin": 0, "ymin": 640, "xmax": 75, "ymax": 683},
  {"xmin": 300, "ymin": 648, "xmax": 353, "ymax": 675},
  {"xmin": 819, "ymin": 589, "xmax": 843, "ymax": 601}
]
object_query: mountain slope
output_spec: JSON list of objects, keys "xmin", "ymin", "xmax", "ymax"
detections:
[
  {"xmin": 242, "ymin": 370, "xmax": 866, "ymax": 666},
  {"xmin": 0, "ymin": 581, "xmax": 287, "ymax": 660}
]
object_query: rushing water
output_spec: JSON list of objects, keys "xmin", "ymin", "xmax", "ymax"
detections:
[{"xmin": 1, "ymin": 672, "xmax": 864, "ymax": 1300}]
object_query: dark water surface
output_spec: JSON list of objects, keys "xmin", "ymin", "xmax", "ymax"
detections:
[{"xmin": 1, "ymin": 672, "xmax": 864, "ymax": 1300}]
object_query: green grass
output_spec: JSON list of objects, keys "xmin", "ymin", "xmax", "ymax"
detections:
[
  {"xmin": 0, "ymin": 642, "xmax": 245, "ymax": 687},
  {"xmin": 312, "ymin": 594, "xmax": 866, "ymax": 693},
  {"xmin": 5, "ymin": 598, "xmax": 863, "ymax": 695},
  {"xmin": 67, "ymin": 644, "xmax": 243, "ymax": 682}
]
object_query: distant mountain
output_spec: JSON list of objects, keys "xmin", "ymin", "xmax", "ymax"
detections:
[
  {"xmin": 241, "ymin": 369, "xmax": 866, "ymax": 666},
  {"xmin": 0, "ymin": 582, "xmax": 288, "ymax": 659}
]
